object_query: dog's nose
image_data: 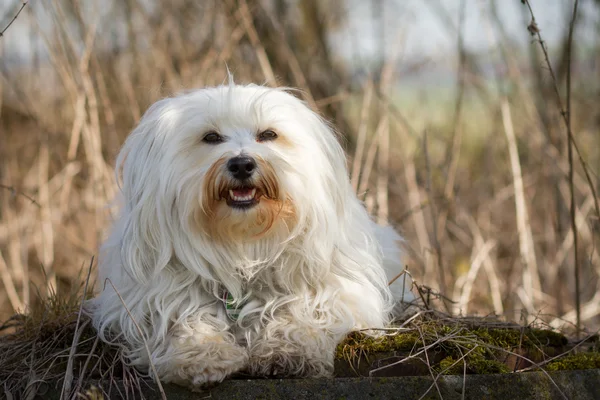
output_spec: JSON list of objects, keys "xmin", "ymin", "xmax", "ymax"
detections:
[{"xmin": 227, "ymin": 156, "xmax": 257, "ymax": 180}]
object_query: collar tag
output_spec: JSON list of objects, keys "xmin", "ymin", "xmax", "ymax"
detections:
[{"xmin": 222, "ymin": 291, "xmax": 241, "ymax": 321}]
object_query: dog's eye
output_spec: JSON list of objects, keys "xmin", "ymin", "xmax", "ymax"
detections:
[
  {"xmin": 257, "ymin": 129, "xmax": 278, "ymax": 142},
  {"xmin": 202, "ymin": 131, "xmax": 224, "ymax": 144}
]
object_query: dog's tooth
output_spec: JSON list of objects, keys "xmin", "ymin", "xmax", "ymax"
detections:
[{"xmin": 228, "ymin": 189, "xmax": 257, "ymax": 202}]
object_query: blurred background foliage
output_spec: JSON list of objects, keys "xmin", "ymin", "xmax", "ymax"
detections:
[{"xmin": 0, "ymin": 0, "xmax": 599, "ymax": 334}]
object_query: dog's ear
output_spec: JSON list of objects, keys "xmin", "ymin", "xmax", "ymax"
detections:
[
  {"xmin": 308, "ymin": 112, "xmax": 354, "ymax": 207},
  {"xmin": 114, "ymin": 99, "xmax": 176, "ymax": 283}
]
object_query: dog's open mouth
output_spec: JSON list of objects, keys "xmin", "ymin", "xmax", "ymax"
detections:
[{"xmin": 225, "ymin": 187, "xmax": 261, "ymax": 209}]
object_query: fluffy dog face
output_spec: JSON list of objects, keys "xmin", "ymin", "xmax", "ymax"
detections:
[
  {"xmin": 193, "ymin": 104, "xmax": 297, "ymax": 240},
  {"xmin": 118, "ymin": 84, "xmax": 349, "ymax": 248}
]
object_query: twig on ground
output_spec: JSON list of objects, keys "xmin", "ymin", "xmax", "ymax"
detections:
[
  {"xmin": 418, "ymin": 346, "xmax": 479, "ymax": 400},
  {"xmin": 415, "ymin": 323, "xmax": 443, "ymax": 400}
]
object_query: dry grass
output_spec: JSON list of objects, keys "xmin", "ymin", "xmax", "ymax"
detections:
[
  {"xmin": 0, "ymin": 267, "xmax": 139, "ymax": 399},
  {"xmin": 0, "ymin": 1, "xmax": 599, "ymax": 396}
]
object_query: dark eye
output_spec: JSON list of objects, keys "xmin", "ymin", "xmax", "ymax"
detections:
[
  {"xmin": 257, "ymin": 129, "xmax": 278, "ymax": 142},
  {"xmin": 202, "ymin": 131, "xmax": 224, "ymax": 144}
]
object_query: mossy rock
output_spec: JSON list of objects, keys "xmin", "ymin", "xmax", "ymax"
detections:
[
  {"xmin": 335, "ymin": 320, "xmax": 572, "ymax": 377},
  {"xmin": 546, "ymin": 352, "xmax": 600, "ymax": 371}
]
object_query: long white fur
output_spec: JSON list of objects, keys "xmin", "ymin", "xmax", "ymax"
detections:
[{"xmin": 89, "ymin": 82, "xmax": 414, "ymax": 388}]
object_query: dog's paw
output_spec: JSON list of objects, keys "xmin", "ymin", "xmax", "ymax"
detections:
[
  {"xmin": 247, "ymin": 340, "xmax": 334, "ymax": 378},
  {"xmin": 162, "ymin": 342, "xmax": 249, "ymax": 389}
]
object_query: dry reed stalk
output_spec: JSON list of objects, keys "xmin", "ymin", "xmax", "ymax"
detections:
[
  {"xmin": 314, "ymin": 91, "xmax": 349, "ymax": 108},
  {"xmin": 198, "ymin": 25, "xmax": 245, "ymax": 85},
  {"xmin": 58, "ymin": 95, "xmax": 86, "ymax": 216},
  {"xmin": 0, "ymin": 162, "xmax": 81, "ymax": 240},
  {"xmin": 36, "ymin": 3, "xmax": 77, "ymax": 102},
  {"xmin": 154, "ymin": 23, "xmax": 183, "ymax": 92},
  {"xmin": 550, "ymin": 291, "xmax": 600, "ymax": 330},
  {"xmin": 79, "ymin": 21, "xmax": 115, "ymax": 249},
  {"xmin": 426, "ymin": 2, "xmax": 467, "ymax": 303},
  {"xmin": 119, "ymin": 66, "xmax": 142, "ymax": 122},
  {"xmin": 92, "ymin": 57, "xmax": 117, "ymax": 148},
  {"xmin": 551, "ymin": 194, "xmax": 598, "ymax": 277},
  {"xmin": 565, "ymin": 0, "xmax": 581, "ymax": 338},
  {"xmin": 403, "ymin": 159, "xmax": 432, "ymax": 283},
  {"xmin": 501, "ymin": 99, "xmax": 541, "ymax": 313},
  {"xmin": 350, "ymin": 80, "xmax": 374, "ymax": 193},
  {"xmin": 0, "ymin": 162, "xmax": 81, "ymax": 242},
  {"xmin": 358, "ymin": 45, "xmax": 402, "ymax": 214},
  {"xmin": 423, "ymin": 131, "xmax": 449, "ymax": 310},
  {"xmin": 373, "ymin": 30, "xmax": 404, "ymax": 225},
  {"xmin": 441, "ymin": 0, "xmax": 466, "ymax": 204},
  {"xmin": 375, "ymin": 110, "xmax": 389, "ymax": 225},
  {"xmin": 37, "ymin": 142, "xmax": 56, "ymax": 295},
  {"xmin": 455, "ymin": 239, "xmax": 496, "ymax": 315},
  {"xmin": 462, "ymin": 214, "xmax": 504, "ymax": 316},
  {"xmin": 358, "ymin": 115, "xmax": 385, "ymax": 210},
  {"xmin": 236, "ymin": 0, "xmax": 277, "ymax": 86},
  {"xmin": 480, "ymin": 242, "xmax": 504, "ymax": 316},
  {"xmin": 2, "ymin": 160, "xmax": 31, "ymax": 311},
  {"xmin": 4, "ymin": 210, "xmax": 29, "ymax": 311},
  {"xmin": 259, "ymin": 2, "xmax": 318, "ymax": 110},
  {"xmin": 0, "ymin": 250, "xmax": 23, "ymax": 312}
]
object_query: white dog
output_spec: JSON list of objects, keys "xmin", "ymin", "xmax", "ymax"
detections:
[{"xmin": 90, "ymin": 82, "xmax": 414, "ymax": 388}]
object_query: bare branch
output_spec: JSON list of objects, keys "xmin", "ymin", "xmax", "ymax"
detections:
[{"xmin": 0, "ymin": 1, "xmax": 28, "ymax": 38}]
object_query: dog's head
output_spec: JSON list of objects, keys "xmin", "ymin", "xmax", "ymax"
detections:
[{"xmin": 117, "ymin": 84, "xmax": 351, "ymax": 247}]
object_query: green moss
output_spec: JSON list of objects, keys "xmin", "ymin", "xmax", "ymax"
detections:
[
  {"xmin": 336, "ymin": 331, "xmax": 422, "ymax": 360},
  {"xmin": 439, "ymin": 356, "xmax": 463, "ymax": 375},
  {"xmin": 525, "ymin": 329, "xmax": 569, "ymax": 347},
  {"xmin": 468, "ymin": 327, "xmax": 567, "ymax": 350},
  {"xmin": 439, "ymin": 356, "xmax": 510, "ymax": 375},
  {"xmin": 546, "ymin": 352, "xmax": 600, "ymax": 371},
  {"xmin": 468, "ymin": 358, "xmax": 511, "ymax": 374}
]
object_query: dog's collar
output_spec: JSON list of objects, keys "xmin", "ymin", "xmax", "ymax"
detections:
[{"xmin": 221, "ymin": 290, "xmax": 243, "ymax": 321}]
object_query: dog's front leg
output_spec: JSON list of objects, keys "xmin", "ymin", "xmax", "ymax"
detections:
[
  {"xmin": 246, "ymin": 313, "xmax": 341, "ymax": 378},
  {"xmin": 154, "ymin": 311, "xmax": 249, "ymax": 389}
]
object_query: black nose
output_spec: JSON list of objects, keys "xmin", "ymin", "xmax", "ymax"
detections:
[{"xmin": 227, "ymin": 156, "xmax": 257, "ymax": 180}]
